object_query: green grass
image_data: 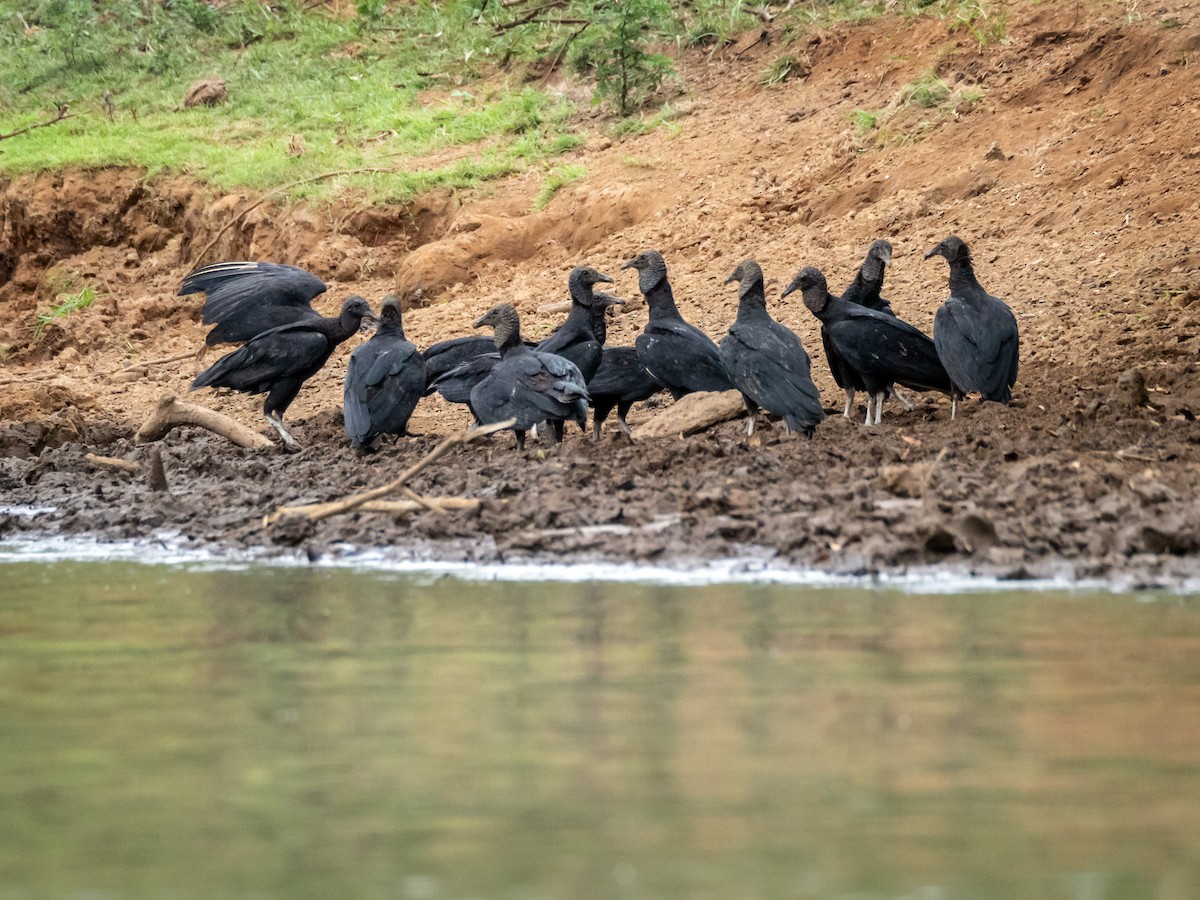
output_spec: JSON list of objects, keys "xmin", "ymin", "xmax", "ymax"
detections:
[
  {"xmin": 900, "ymin": 71, "xmax": 952, "ymax": 108},
  {"xmin": 759, "ymin": 54, "xmax": 810, "ymax": 88},
  {"xmin": 0, "ymin": 1, "xmax": 1015, "ymax": 204},
  {"xmin": 532, "ymin": 163, "xmax": 587, "ymax": 211},
  {"xmin": 852, "ymin": 69, "xmax": 984, "ymax": 148},
  {"xmin": 33, "ymin": 285, "xmax": 97, "ymax": 342},
  {"xmin": 0, "ymin": 2, "xmax": 582, "ymax": 203}
]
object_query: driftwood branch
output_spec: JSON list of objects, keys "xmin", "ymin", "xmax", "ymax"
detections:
[
  {"xmin": 191, "ymin": 166, "xmax": 398, "ymax": 265},
  {"xmin": 0, "ymin": 104, "xmax": 73, "ymax": 142},
  {"xmin": 265, "ymin": 418, "xmax": 515, "ymax": 526},
  {"xmin": 136, "ymin": 392, "xmax": 275, "ymax": 450}
]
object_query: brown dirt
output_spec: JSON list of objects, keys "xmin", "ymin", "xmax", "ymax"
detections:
[{"xmin": 2, "ymin": 0, "xmax": 1199, "ymax": 586}]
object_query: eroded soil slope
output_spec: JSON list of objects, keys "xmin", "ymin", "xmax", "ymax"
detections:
[{"xmin": 1, "ymin": 0, "xmax": 1198, "ymax": 583}]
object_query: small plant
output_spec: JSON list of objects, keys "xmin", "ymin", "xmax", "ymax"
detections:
[
  {"xmin": 33, "ymin": 285, "xmax": 97, "ymax": 342},
  {"xmin": 571, "ymin": 0, "xmax": 676, "ymax": 116},
  {"xmin": 759, "ymin": 54, "xmax": 810, "ymax": 88},
  {"xmin": 620, "ymin": 155, "xmax": 658, "ymax": 168},
  {"xmin": 947, "ymin": 1, "xmax": 1008, "ymax": 50},
  {"xmin": 851, "ymin": 109, "xmax": 879, "ymax": 135},
  {"xmin": 609, "ymin": 102, "xmax": 682, "ymax": 138},
  {"xmin": 532, "ymin": 164, "xmax": 586, "ymax": 211},
  {"xmin": 900, "ymin": 71, "xmax": 951, "ymax": 108}
]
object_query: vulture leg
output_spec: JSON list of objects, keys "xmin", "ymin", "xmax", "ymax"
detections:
[
  {"xmin": 843, "ymin": 388, "xmax": 856, "ymax": 420},
  {"xmin": 892, "ymin": 386, "xmax": 916, "ymax": 412},
  {"xmin": 265, "ymin": 412, "xmax": 299, "ymax": 450}
]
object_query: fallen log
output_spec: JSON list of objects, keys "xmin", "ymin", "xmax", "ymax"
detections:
[
  {"xmin": 136, "ymin": 392, "xmax": 275, "ymax": 450},
  {"xmin": 634, "ymin": 390, "xmax": 745, "ymax": 440}
]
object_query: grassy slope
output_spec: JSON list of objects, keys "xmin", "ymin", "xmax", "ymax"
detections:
[{"xmin": 0, "ymin": 1, "xmax": 1006, "ymax": 204}]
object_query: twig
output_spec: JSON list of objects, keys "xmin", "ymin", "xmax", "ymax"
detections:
[
  {"xmin": 401, "ymin": 487, "xmax": 448, "ymax": 514},
  {"xmin": 493, "ymin": 0, "xmax": 571, "ymax": 33},
  {"xmin": 541, "ymin": 21, "xmax": 590, "ymax": 85},
  {"xmin": 86, "ymin": 453, "xmax": 142, "ymax": 474},
  {"xmin": 191, "ymin": 166, "xmax": 398, "ymax": 265},
  {"xmin": 360, "ymin": 497, "xmax": 482, "ymax": 514},
  {"xmin": 264, "ymin": 419, "xmax": 514, "ymax": 525},
  {"xmin": 107, "ymin": 350, "xmax": 197, "ymax": 377},
  {"xmin": 0, "ymin": 104, "xmax": 72, "ymax": 142}
]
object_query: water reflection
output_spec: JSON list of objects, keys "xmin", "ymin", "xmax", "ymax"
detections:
[{"xmin": 0, "ymin": 562, "xmax": 1198, "ymax": 899}]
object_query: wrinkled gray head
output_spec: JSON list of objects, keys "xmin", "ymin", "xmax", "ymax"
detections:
[
  {"xmin": 341, "ymin": 296, "xmax": 378, "ymax": 331},
  {"xmin": 474, "ymin": 302, "xmax": 521, "ymax": 349},
  {"xmin": 379, "ymin": 294, "xmax": 403, "ymax": 329},
  {"xmin": 593, "ymin": 291, "xmax": 626, "ymax": 311},
  {"xmin": 781, "ymin": 266, "xmax": 830, "ymax": 314},
  {"xmin": 925, "ymin": 235, "xmax": 970, "ymax": 264},
  {"xmin": 620, "ymin": 250, "xmax": 668, "ymax": 295},
  {"xmin": 724, "ymin": 259, "xmax": 765, "ymax": 299},
  {"xmin": 568, "ymin": 265, "xmax": 614, "ymax": 303},
  {"xmin": 861, "ymin": 239, "xmax": 893, "ymax": 281}
]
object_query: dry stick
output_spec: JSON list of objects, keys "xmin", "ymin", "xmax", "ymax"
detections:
[
  {"xmin": 400, "ymin": 487, "xmax": 448, "ymax": 514},
  {"xmin": 86, "ymin": 453, "xmax": 142, "ymax": 474},
  {"xmin": 494, "ymin": 0, "xmax": 572, "ymax": 33},
  {"xmin": 136, "ymin": 392, "xmax": 275, "ymax": 450},
  {"xmin": 0, "ymin": 105, "xmax": 73, "ymax": 142},
  {"xmin": 107, "ymin": 350, "xmax": 197, "ymax": 377},
  {"xmin": 360, "ymin": 497, "xmax": 481, "ymax": 514},
  {"xmin": 264, "ymin": 418, "xmax": 515, "ymax": 526},
  {"xmin": 191, "ymin": 167, "xmax": 398, "ymax": 265}
]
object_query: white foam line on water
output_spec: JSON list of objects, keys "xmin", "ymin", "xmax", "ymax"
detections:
[{"xmin": 0, "ymin": 531, "xmax": 1170, "ymax": 594}]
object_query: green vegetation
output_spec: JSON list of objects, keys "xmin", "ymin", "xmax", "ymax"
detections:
[
  {"xmin": 759, "ymin": 54, "xmax": 811, "ymax": 88},
  {"xmin": 33, "ymin": 284, "xmax": 97, "ymax": 342},
  {"xmin": 0, "ymin": 1, "xmax": 1016, "ymax": 204},
  {"xmin": 532, "ymin": 163, "xmax": 587, "ymax": 211},
  {"xmin": 852, "ymin": 68, "xmax": 983, "ymax": 147},
  {"xmin": 569, "ymin": 0, "xmax": 676, "ymax": 116},
  {"xmin": 900, "ymin": 71, "xmax": 952, "ymax": 108},
  {"xmin": 851, "ymin": 109, "xmax": 880, "ymax": 136}
]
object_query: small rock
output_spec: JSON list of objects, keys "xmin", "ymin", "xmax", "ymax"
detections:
[
  {"xmin": 1116, "ymin": 368, "xmax": 1150, "ymax": 408},
  {"xmin": 985, "ymin": 142, "xmax": 1010, "ymax": 161},
  {"xmin": 182, "ymin": 78, "xmax": 229, "ymax": 109}
]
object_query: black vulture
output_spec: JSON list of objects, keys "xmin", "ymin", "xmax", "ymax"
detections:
[
  {"xmin": 621, "ymin": 249, "xmax": 734, "ymax": 399},
  {"xmin": 178, "ymin": 261, "xmax": 326, "ymax": 348},
  {"xmin": 783, "ymin": 267, "xmax": 952, "ymax": 426},
  {"xmin": 535, "ymin": 266, "xmax": 615, "ymax": 384},
  {"xmin": 422, "ymin": 334, "xmax": 497, "ymax": 395},
  {"xmin": 343, "ymin": 295, "xmax": 426, "ymax": 450},
  {"xmin": 469, "ymin": 304, "xmax": 589, "ymax": 451},
  {"xmin": 719, "ymin": 260, "xmax": 824, "ymax": 437},
  {"xmin": 428, "ymin": 269, "xmax": 618, "ymax": 430},
  {"xmin": 822, "ymin": 239, "xmax": 902, "ymax": 418},
  {"xmin": 191, "ymin": 296, "xmax": 377, "ymax": 449},
  {"xmin": 927, "ymin": 236, "xmax": 1019, "ymax": 418},
  {"xmin": 586, "ymin": 348, "xmax": 662, "ymax": 439}
]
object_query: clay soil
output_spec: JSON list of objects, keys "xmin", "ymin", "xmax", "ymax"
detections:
[{"xmin": 2, "ymin": 0, "xmax": 1199, "ymax": 587}]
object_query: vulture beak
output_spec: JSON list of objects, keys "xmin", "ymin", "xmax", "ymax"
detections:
[
  {"xmin": 473, "ymin": 314, "xmax": 489, "ymax": 328},
  {"xmin": 924, "ymin": 245, "xmax": 941, "ymax": 260},
  {"xmin": 879, "ymin": 246, "xmax": 893, "ymax": 266},
  {"xmin": 595, "ymin": 272, "xmax": 614, "ymax": 284},
  {"xmin": 780, "ymin": 282, "xmax": 797, "ymax": 299},
  {"xmin": 724, "ymin": 271, "xmax": 739, "ymax": 285},
  {"xmin": 620, "ymin": 258, "xmax": 637, "ymax": 270}
]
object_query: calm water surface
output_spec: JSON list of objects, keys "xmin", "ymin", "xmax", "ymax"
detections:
[{"xmin": 2, "ymin": 560, "xmax": 1199, "ymax": 900}]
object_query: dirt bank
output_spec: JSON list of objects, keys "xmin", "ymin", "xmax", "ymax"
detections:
[{"xmin": 2, "ymin": 1, "xmax": 1199, "ymax": 585}]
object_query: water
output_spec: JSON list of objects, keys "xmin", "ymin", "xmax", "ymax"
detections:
[{"xmin": 2, "ymin": 560, "xmax": 1199, "ymax": 900}]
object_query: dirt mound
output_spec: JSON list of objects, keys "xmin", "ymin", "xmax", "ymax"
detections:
[{"xmin": 1, "ymin": 0, "xmax": 1199, "ymax": 581}]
